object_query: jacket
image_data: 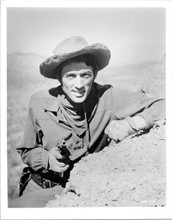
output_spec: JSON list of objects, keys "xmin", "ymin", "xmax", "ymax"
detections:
[{"xmin": 17, "ymin": 83, "xmax": 165, "ymax": 172}]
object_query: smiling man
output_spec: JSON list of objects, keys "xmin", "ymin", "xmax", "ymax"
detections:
[
  {"xmin": 16, "ymin": 36, "xmax": 165, "ymax": 205},
  {"xmin": 61, "ymin": 61, "xmax": 94, "ymax": 103}
]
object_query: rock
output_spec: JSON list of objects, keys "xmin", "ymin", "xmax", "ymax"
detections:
[{"xmin": 46, "ymin": 122, "xmax": 166, "ymax": 207}]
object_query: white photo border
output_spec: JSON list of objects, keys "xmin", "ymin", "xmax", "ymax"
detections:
[{"xmin": 1, "ymin": 0, "xmax": 172, "ymax": 219}]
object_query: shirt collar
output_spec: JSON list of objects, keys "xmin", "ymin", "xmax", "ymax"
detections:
[
  {"xmin": 44, "ymin": 96, "xmax": 60, "ymax": 112},
  {"xmin": 44, "ymin": 86, "xmax": 63, "ymax": 112}
]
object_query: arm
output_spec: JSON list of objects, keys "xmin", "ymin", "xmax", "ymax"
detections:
[
  {"xmin": 126, "ymin": 98, "xmax": 165, "ymax": 131},
  {"xmin": 137, "ymin": 99, "xmax": 166, "ymax": 129},
  {"xmin": 17, "ymin": 105, "xmax": 49, "ymax": 172},
  {"xmin": 17, "ymin": 99, "xmax": 70, "ymax": 173},
  {"xmin": 105, "ymin": 88, "xmax": 165, "ymax": 142}
]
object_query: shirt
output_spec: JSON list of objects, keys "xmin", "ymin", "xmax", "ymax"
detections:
[{"xmin": 17, "ymin": 83, "xmax": 165, "ymax": 172}]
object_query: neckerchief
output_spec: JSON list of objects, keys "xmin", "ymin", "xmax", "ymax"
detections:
[{"xmin": 50, "ymin": 84, "xmax": 98, "ymax": 149}]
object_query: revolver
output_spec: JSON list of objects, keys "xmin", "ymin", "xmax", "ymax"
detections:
[{"xmin": 56, "ymin": 139, "xmax": 71, "ymax": 177}]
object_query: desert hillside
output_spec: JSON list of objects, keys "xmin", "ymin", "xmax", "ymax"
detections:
[{"xmin": 47, "ymin": 120, "xmax": 166, "ymax": 207}]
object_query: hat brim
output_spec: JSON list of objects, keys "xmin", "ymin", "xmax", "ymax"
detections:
[{"xmin": 40, "ymin": 43, "xmax": 111, "ymax": 79}]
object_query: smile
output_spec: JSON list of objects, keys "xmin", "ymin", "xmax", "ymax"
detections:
[{"xmin": 72, "ymin": 90, "xmax": 85, "ymax": 97}]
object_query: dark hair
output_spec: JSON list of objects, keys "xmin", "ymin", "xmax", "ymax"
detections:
[{"xmin": 55, "ymin": 54, "xmax": 98, "ymax": 81}]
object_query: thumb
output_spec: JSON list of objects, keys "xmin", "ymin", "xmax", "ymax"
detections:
[{"xmin": 49, "ymin": 147, "xmax": 64, "ymax": 160}]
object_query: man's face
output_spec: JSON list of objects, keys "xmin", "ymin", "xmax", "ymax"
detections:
[{"xmin": 61, "ymin": 61, "xmax": 94, "ymax": 103}]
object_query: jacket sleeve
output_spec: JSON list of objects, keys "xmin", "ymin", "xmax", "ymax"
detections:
[
  {"xmin": 112, "ymin": 87, "xmax": 166, "ymax": 129},
  {"xmin": 137, "ymin": 98, "xmax": 165, "ymax": 129},
  {"xmin": 17, "ymin": 102, "xmax": 49, "ymax": 172}
]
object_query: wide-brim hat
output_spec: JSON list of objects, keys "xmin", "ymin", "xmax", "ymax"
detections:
[{"xmin": 40, "ymin": 36, "xmax": 111, "ymax": 79}]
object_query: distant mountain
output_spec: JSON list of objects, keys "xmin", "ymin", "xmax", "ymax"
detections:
[
  {"xmin": 7, "ymin": 52, "xmax": 46, "ymax": 74},
  {"xmin": 7, "ymin": 52, "xmax": 49, "ymax": 85},
  {"xmin": 96, "ymin": 57, "xmax": 165, "ymax": 96},
  {"xmin": 137, "ymin": 55, "xmax": 165, "ymax": 97},
  {"xmin": 7, "ymin": 52, "xmax": 165, "ymax": 97},
  {"xmin": 96, "ymin": 60, "xmax": 158, "ymax": 85},
  {"xmin": 7, "ymin": 52, "xmax": 158, "ymax": 81}
]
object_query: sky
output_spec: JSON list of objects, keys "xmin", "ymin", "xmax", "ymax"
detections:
[{"xmin": 7, "ymin": 7, "xmax": 165, "ymax": 66}]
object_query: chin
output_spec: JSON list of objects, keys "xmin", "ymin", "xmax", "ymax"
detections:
[
  {"xmin": 72, "ymin": 98, "xmax": 86, "ymax": 103},
  {"xmin": 71, "ymin": 96, "xmax": 87, "ymax": 103}
]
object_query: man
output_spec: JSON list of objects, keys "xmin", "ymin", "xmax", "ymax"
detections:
[{"xmin": 16, "ymin": 36, "xmax": 165, "ymax": 206}]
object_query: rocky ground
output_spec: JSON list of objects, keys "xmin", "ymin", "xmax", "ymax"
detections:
[{"xmin": 46, "ymin": 120, "xmax": 166, "ymax": 207}]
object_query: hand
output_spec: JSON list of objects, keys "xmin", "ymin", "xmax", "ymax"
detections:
[
  {"xmin": 48, "ymin": 147, "xmax": 70, "ymax": 173},
  {"xmin": 104, "ymin": 119, "xmax": 134, "ymax": 142}
]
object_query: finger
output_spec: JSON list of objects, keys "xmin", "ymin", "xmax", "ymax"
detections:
[
  {"xmin": 51, "ymin": 164, "xmax": 70, "ymax": 173},
  {"xmin": 108, "ymin": 131, "xmax": 118, "ymax": 141},
  {"xmin": 105, "ymin": 124, "xmax": 113, "ymax": 135},
  {"xmin": 110, "ymin": 129, "xmax": 124, "ymax": 141},
  {"xmin": 50, "ymin": 149, "xmax": 64, "ymax": 160},
  {"xmin": 50, "ymin": 156, "xmax": 68, "ymax": 167}
]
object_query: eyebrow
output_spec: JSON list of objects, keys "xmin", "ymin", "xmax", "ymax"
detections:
[
  {"xmin": 65, "ymin": 70, "xmax": 92, "ymax": 75},
  {"xmin": 81, "ymin": 71, "xmax": 92, "ymax": 75}
]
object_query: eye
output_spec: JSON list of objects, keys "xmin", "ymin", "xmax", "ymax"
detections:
[
  {"xmin": 66, "ymin": 73, "xmax": 76, "ymax": 79},
  {"xmin": 82, "ymin": 72, "xmax": 92, "ymax": 78}
]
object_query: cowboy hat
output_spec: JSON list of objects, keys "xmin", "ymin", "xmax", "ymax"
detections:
[{"xmin": 40, "ymin": 36, "xmax": 111, "ymax": 79}]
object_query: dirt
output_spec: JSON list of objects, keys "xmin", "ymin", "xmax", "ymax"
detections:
[{"xmin": 46, "ymin": 120, "xmax": 166, "ymax": 207}]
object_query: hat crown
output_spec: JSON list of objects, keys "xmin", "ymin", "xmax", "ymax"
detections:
[{"xmin": 53, "ymin": 36, "xmax": 89, "ymax": 55}]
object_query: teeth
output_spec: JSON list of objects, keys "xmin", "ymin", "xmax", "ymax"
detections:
[{"xmin": 73, "ymin": 91, "xmax": 84, "ymax": 95}]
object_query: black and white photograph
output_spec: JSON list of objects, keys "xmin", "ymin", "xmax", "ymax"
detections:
[{"xmin": 1, "ymin": 0, "xmax": 172, "ymax": 219}]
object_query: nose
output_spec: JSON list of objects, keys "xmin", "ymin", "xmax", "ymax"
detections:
[{"xmin": 75, "ymin": 76, "xmax": 83, "ymax": 89}]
